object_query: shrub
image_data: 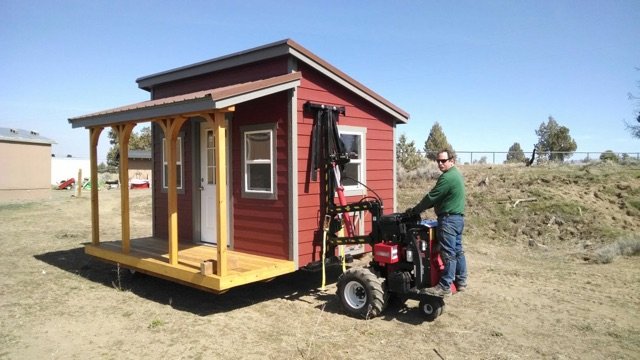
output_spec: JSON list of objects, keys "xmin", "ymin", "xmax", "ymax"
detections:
[
  {"xmin": 592, "ymin": 237, "xmax": 640, "ymax": 264},
  {"xmin": 599, "ymin": 150, "xmax": 619, "ymax": 163}
]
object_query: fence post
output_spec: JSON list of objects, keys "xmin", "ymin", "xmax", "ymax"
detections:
[{"xmin": 75, "ymin": 168, "xmax": 82, "ymax": 197}]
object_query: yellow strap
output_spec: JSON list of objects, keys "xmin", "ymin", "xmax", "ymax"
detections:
[
  {"xmin": 321, "ymin": 215, "xmax": 331, "ymax": 291},
  {"xmin": 340, "ymin": 245, "xmax": 346, "ymax": 273},
  {"xmin": 321, "ymin": 231, "xmax": 326, "ymax": 291}
]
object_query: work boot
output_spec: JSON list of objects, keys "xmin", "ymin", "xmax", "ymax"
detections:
[
  {"xmin": 455, "ymin": 282, "xmax": 467, "ymax": 293},
  {"xmin": 420, "ymin": 283, "xmax": 451, "ymax": 297}
]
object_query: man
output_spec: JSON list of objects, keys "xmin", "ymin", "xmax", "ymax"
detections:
[{"xmin": 407, "ymin": 149, "xmax": 467, "ymax": 297}]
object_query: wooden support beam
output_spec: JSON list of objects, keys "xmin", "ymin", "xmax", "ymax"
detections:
[
  {"xmin": 112, "ymin": 123, "xmax": 136, "ymax": 253},
  {"xmin": 203, "ymin": 111, "xmax": 230, "ymax": 277},
  {"xmin": 214, "ymin": 112, "xmax": 229, "ymax": 277},
  {"xmin": 156, "ymin": 117, "xmax": 188, "ymax": 266},
  {"xmin": 89, "ymin": 127, "xmax": 103, "ymax": 245}
]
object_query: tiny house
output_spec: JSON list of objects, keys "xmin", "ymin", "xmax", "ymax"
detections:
[{"xmin": 68, "ymin": 39, "xmax": 409, "ymax": 292}]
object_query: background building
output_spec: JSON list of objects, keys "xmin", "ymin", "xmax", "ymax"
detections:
[{"xmin": 0, "ymin": 127, "xmax": 56, "ymax": 201}]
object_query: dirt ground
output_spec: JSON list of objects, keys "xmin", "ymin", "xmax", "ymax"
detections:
[{"xmin": 1, "ymin": 164, "xmax": 639, "ymax": 359}]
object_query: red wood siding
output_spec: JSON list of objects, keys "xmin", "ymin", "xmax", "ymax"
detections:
[
  {"xmin": 152, "ymin": 57, "xmax": 290, "ymax": 99},
  {"xmin": 152, "ymin": 121, "xmax": 194, "ymax": 242},
  {"xmin": 296, "ymin": 63, "xmax": 396, "ymax": 266},
  {"xmin": 149, "ymin": 56, "xmax": 291, "ymax": 252},
  {"xmin": 231, "ymin": 92, "xmax": 290, "ymax": 260},
  {"xmin": 146, "ymin": 53, "xmax": 399, "ymax": 267}
]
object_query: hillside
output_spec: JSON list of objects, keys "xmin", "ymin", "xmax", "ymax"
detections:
[{"xmin": 399, "ymin": 162, "xmax": 640, "ymax": 258}]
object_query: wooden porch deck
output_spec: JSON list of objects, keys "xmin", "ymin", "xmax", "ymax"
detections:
[{"xmin": 85, "ymin": 237, "xmax": 296, "ymax": 293}]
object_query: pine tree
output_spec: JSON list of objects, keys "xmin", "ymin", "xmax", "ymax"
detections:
[
  {"xmin": 506, "ymin": 142, "xmax": 526, "ymax": 163},
  {"xmin": 423, "ymin": 122, "xmax": 453, "ymax": 161},
  {"xmin": 106, "ymin": 129, "xmax": 119, "ymax": 168},
  {"xmin": 129, "ymin": 126, "xmax": 152, "ymax": 150},
  {"xmin": 106, "ymin": 125, "xmax": 152, "ymax": 168},
  {"xmin": 625, "ymin": 73, "xmax": 640, "ymax": 138},
  {"xmin": 396, "ymin": 134, "xmax": 422, "ymax": 171},
  {"xmin": 535, "ymin": 116, "xmax": 577, "ymax": 162}
]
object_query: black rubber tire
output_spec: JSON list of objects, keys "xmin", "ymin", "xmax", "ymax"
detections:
[
  {"xmin": 337, "ymin": 267, "xmax": 388, "ymax": 319},
  {"xmin": 419, "ymin": 296, "xmax": 445, "ymax": 322}
]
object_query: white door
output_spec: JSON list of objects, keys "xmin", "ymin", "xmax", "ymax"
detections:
[{"xmin": 200, "ymin": 123, "xmax": 217, "ymax": 244}]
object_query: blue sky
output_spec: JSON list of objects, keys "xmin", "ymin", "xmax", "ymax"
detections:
[{"xmin": 1, "ymin": 1, "xmax": 638, "ymax": 162}]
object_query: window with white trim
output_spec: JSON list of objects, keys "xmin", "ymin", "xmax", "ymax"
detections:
[
  {"xmin": 241, "ymin": 124, "xmax": 276, "ymax": 199},
  {"xmin": 338, "ymin": 126, "xmax": 366, "ymax": 195},
  {"xmin": 162, "ymin": 136, "xmax": 183, "ymax": 189}
]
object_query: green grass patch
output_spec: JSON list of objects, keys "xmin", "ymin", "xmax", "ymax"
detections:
[
  {"xmin": 529, "ymin": 200, "xmax": 584, "ymax": 217},
  {"xmin": 591, "ymin": 225, "xmax": 629, "ymax": 243},
  {"xmin": 0, "ymin": 202, "xmax": 37, "ymax": 212},
  {"xmin": 148, "ymin": 319, "xmax": 164, "ymax": 329},
  {"xmin": 628, "ymin": 198, "xmax": 640, "ymax": 211}
]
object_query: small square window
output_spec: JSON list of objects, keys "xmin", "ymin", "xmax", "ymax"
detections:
[
  {"xmin": 241, "ymin": 124, "xmax": 277, "ymax": 199},
  {"xmin": 338, "ymin": 126, "xmax": 366, "ymax": 195}
]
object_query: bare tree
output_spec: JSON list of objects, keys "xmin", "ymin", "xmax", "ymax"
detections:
[{"xmin": 626, "ymin": 72, "xmax": 640, "ymax": 139}]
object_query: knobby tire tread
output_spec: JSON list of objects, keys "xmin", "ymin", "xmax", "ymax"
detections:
[{"xmin": 338, "ymin": 267, "xmax": 388, "ymax": 319}]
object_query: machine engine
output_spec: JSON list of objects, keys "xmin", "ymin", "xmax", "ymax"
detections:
[{"xmin": 372, "ymin": 213, "xmax": 438, "ymax": 295}]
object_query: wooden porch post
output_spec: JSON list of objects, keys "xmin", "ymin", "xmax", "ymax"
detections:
[
  {"xmin": 113, "ymin": 123, "xmax": 136, "ymax": 253},
  {"xmin": 156, "ymin": 117, "xmax": 187, "ymax": 266},
  {"xmin": 204, "ymin": 111, "xmax": 230, "ymax": 276},
  {"xmin": 214, "ymin": 112, "xmax": 229, "ymax": 277},
  {"xmin": 89, "ymin": 127, "xmax": 103, "ymax": 245}
]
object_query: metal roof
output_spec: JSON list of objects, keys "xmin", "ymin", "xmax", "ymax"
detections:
[
  {"xmin": 136, "ymin": 39, "xmax": 409, "ymax": 123},
  {"xmin": 128, "ymin": 150, "xmax": 151, "ymax": 159},
  {"xmin": 68, "ymin": 72, "xmax": 301, "ymax": 128},
  {"xmin": 0, "ymin": 127, "xmax": 56, "ymax": 145}
]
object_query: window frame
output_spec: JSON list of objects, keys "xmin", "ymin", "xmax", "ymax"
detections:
[
  {"xmin": 162, "ymin": 136, "xmax": 184, "ymax": 190},
  {"xmin": 204, "ymin": 129, "xmax": 215, "ymax": 185},
  {"xmin": 338, "ymin": 125, "xmax": 367, "ymax": 196},
  {"xmin": 241, "ymin": 123, "xmax": 277, "ymax": 200}
]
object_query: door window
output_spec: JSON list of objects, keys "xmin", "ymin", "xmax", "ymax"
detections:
[{"xmin": 206, "ymin": 130, "xmax": 215, "ymax": 184}]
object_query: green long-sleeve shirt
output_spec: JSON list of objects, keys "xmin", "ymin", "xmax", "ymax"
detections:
[{"xmin": 412, "ymin": 166, "xmax": 465, "ymax": 216}]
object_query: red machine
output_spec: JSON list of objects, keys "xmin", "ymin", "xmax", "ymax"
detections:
[
  {"xmin": 334, "ymin": 213, "xmax": 455, "ymax": 321},
  {"xmin": 307, "ymin": 102, "xmax": 453, "ymax": 321}
]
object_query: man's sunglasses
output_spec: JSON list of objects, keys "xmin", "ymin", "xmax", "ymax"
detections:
[{"xmin": 436, "ymin": 158, "xmax": 451, "ymax": 164}]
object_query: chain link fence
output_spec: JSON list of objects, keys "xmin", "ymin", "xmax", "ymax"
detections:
[{"xmin": 417, "ymin": 151, "xmax": 640, "ymax": 165}]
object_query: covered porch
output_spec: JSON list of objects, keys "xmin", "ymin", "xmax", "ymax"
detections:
[
  {"xmin": 69, "ymin": 73, "xmax": 301, "ymax": 292},
  {"xmin": 85, "ymin": 237, "xmax": 296, "ymax": 292}
]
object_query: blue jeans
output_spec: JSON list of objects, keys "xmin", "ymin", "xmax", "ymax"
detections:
[{"xmin": 437, "ymin": 215, "xmax": 467, "ymax": 289}]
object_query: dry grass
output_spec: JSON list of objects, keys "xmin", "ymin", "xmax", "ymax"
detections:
[
  {"xmin": 0, "ymin": 164, "xmax": 639, "ymax": 359},
  {"xmin": 591, "ymin": 236, "xmax": 640, "ymax": 264}
]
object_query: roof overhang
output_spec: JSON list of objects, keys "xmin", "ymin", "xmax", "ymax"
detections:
[
  {"xmin": 288, "ymin": 46, "xmax": 409, "ymax": 123},
  {"xmin": 68, "ymin": 72, "xmax": 301, "ymax": 129},
  {"xmin": 136, "ymin": 39, "xmax": 409, "ymax": 124},
  {"xmin": 136, "ymin": 41, "xmax": 292, "ymax": 91}
]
